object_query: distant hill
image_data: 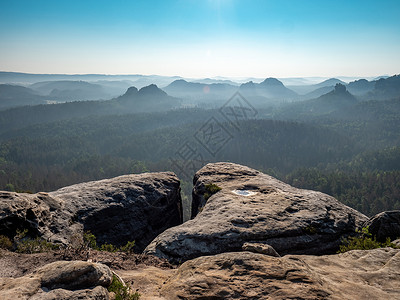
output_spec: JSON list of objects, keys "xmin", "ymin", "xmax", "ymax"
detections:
[
  {"xmin": 30, "ymin": 80, "xmax": 111, "ymax": 101},
  {"xmin": 314, "ymin": 78, "xmax": 347, "ymax": 88},
  {"xmin": 0, "ymin": 84, "xmax": 46, "ymax": 109},
  {"xmin": 239, "ymin": 78, "xmax": 298, "ymax": 103},
  {"xmin": 0, "ymin": 71, "xmax": 175, "ymax": 86},
  {"xmin": 131, "ymin": 76, "xmax": 182, "ymax": 89},
  {"xmin": 289, "ymin": 78, "xmax": 347, "ymax": 95},
  {"xmin": 366, "ymin": 75, "xmax": 400, "ymax": 100},
  {"xmin": 303, "ymin": 86, "xmax": 335, "ymax": 99},
  {"xmin": 274, "ymin": 83, "xmax": 358, "ymax": 119},
  {"xmin": 164, "ymin": 79, "xmax": 208, "ymax": 95},
  {"xmin": 192, "ymin": 78, "xmax": 239, "ymax": 85},
  {"xmin": 346, "ymin": 79, "xmax": 375, "ymax": 96},
  {"xmin": 317, "ymin": 83, "xmax": 357, "ymax": 104},
  {"xmin": 0, "ymin": 84, "xmax": 182, "ymax": 133},
  {"xmin": 163, "ymin": 79, "xmax": 238, "ymax": 106},
  {"xmin": 116, "ymin": 84, "xmax": 181, "ymax": 112}
]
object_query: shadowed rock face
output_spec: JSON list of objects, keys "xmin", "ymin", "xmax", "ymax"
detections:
[
  {"xmin": 364, "ymin": 210, "xmax": 400, "ymax": 242},
  {"xmin": 145, "ymin": 162, "xmax": 368, "ymax": 263},
  {"xmin": 0, "ymin": 172, "xmax": 182, "ymax": 252},
  {"xmin": 0, "ymin": 191, "xmax": 75, "ymax": 244}
]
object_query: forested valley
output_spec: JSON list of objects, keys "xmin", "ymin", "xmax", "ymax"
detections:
[{"xmin": 1, "ymin": 75, "xmax": 400, "ymax": 219}]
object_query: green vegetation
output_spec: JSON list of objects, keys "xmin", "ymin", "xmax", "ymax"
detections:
[
  {"xmin": 1, "ymin": 230, "xmax": 135, "ymax": 256},
  {"xmin": 1, "ymin": 95, "xmax": 400, "ymax": 218},
  {"xmin": 99, "ymin": 243, "xmax": 118, "ymax": 252},
  {"xmin": 0, "ymin": 235, "xmax": 13, "ymax": 250},
  {"xmin": 338, "ymin": 227, "xmax": 398, "ymax": 253},
  {"xmin": 13, "ymin": 229, "xmax": 59, "ymax": 254},
  {"xmin": 119, "ymin": 241, "xmax": 136, "ymax": 253},
  {"xmin": 83, "ymin": 231, "xmax": 98, "ymax": 249},
  {"xmin": 83, "ymin": 231, "xmax": 135, "ymax": 253},
  {"xmin": 204, "ymin": 183, "xmax": 222, "ymax": 200},
  {"xmin": 108, "ymin": 274, "xmax": 140, "ymax": 300},
  {"xmin": 284, "ymin": 166, "xmax": 400, "ymax": 216}
]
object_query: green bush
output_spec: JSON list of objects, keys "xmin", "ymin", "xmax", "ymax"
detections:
[
  {"xmin": 83, "ymin": 231, "xmax": 97, "ymax": 249},
  {"xmin": 108, "ymin": 274, "xmax": 140, "ymax": 300},
  {"xmin": 16, "ymin": 237, "xmax": 59, "ymax": 253},
  {"xmin": 338, "ymin": 226, "xmax": 398, "ymax": 253},
  {"xmin": 100, "ymin": 243, "xmax": 118, "ymax": 252},
  {"xmin": 13, "ymin": 229, "xmax": 58, "ymax": 254},
  {"xmin": 120, "ymin": 241, "xmax": 135, "ymax": 253},
  {"xmin": 0, "ymin": 235, "xmax": 13, "ymax": 250},
  {"xmin": 204, "ymin": 183, "xmax": 222, "ymax": 200},
  {"xmin": 84, "ymin": 231, "xmax": 135, "ymax": 253}
]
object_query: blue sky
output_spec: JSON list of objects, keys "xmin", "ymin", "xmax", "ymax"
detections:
[{"xmin": 0, "ymin": 0, "xmax": 399, "ymax": 77}]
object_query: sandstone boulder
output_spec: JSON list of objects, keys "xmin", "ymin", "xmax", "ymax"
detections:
[
  {"xmin": 299, "ymin": 247, "xmax": 400, "ymax": 300},
  {"xmin": 0, "ymin": 191, "xmax": 76, "ymax": 245},
  {"xmin": 160, "ymin": 251, "xmax": 329, "ymax": 299},
  {"xmin": 145, "ymin": 162, "xmax": 367, "ymax": 263},
  {"xmin": 241, "ymin": 242, "xmax": 280, "ymax": 257},
  {"xmin": 363, "ymin": 210, "xmax": 400, "ymax": 242},
  {"xmin": 0, "ymin": 260, "xmax": 112, "ymax": 300},
  {"xmin": 0, "ymin": 172, "xmax": 182, "ymax": 252},
  {"xmin": 156, "ymin": 248, "xmax": 400, "ymax": 300}
]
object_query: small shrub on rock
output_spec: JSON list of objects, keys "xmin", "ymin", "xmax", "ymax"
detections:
[
  {"xmin": 120, "ymin": 241, "xmax": 135, "ymax": 253},
  {"xmin": 100, "ymin": 243, "xmax": 118, "ymax": 252},
  {"xmin": 0, "ymin": 235, "xmax": 13, "ymax": 250},
  {"xmin": 338, "ymin": 226, "xmax": 398, "ymax": 253},
  {"xmin": 13, "ymin": 229, "xmax": 58, "ymax": 254},
  {"xmin": 83, "ymin": 231, "xmax": 136, "ymax": 253},
  {"xmin": 108, "ymin": 274, "xmax": 140, "ymax": 300},
  {"xmin": 83, "ymin": 231, "xmax": 98, "ymax": 249},
  {"xmin": 204, "ymin": 183, "xmax": 222, "ymax": 200}
]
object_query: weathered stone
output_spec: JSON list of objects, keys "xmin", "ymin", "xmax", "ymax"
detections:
[
  {"xmin": 0, "ymin": 172, "xmax": 182, "ymax": 252},
  {"xmin": 36, "ymin": 260, "xmax": 112, "ymax": 290},
  {"xmin": 0, "ymin": 260, "xmax": 112, "ymax": 300},
  {"xmin": 0, "ymin": 191, "xmax": 75, "ymax": 244},
  {"xmin": 145, "ymin": 162, "xmax": 368, "ymax": 263},
  {"xmin": 298, "ymin": 247, "xmax": 400, "ymax": 300},
  {"xmin": 51, "ymin": 172, "xmax": 182, "ymax": 251},
  {"xmin": 30, "ymin": 286, "xmax": 109, "ymax": 300},
  {"xmin": 155, "ymin": 248, "xmax": 400, "ymax": 300},
  {"xmin": 160, "ymin": 251, "xmax": 329, "ymax": 299},
  {"xmin": 363, "ymin": 210, "xmax": 400, "ymax": 242},
  {"xmin": 242, "ymin": 242, "xmax": 280, "ymax": 257}
]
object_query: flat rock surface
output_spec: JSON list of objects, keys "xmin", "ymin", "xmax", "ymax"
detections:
[
  {"xmin": 145, "ymin": 162, "xmax": 368, "ymax": 263},
  {"xmin": 1, "ymin": 247, "xmax": 398, "ymax": 300},
  {"xmin": 160, "ymin": 251, "xmax": 329, "ymax": 299},
  {"xmin": 0, "ymin": 172, "xmax": 182, "ymax": 251},
  {"xmin": 298, "ymin": 247, "xmax": 400, "ymax": 300},
  {"xmin": 125, "ymin": 248, "xmax": 400, "ymax": 300}
]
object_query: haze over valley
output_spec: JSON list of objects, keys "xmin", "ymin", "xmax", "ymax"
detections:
[{"xmin": 1, "ymin": 71, "xmax": 400, "ymax": 220}]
